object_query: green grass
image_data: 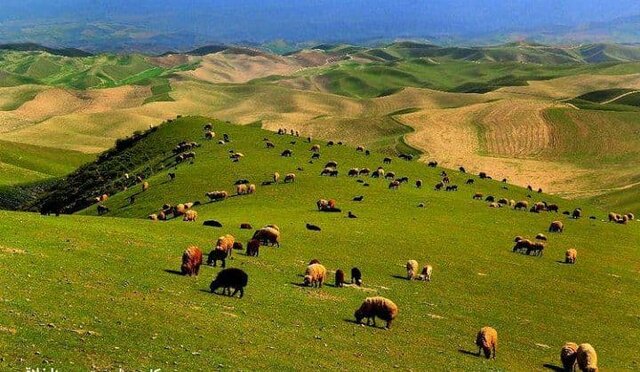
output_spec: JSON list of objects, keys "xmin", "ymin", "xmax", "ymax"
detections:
[
  {"xmin": 0, "ymin": 140, "xmax": 93, "ymax": 186},
  {"xmin": 312, "ymin": 60, "xmax": 630, "ymax": 98},
  {"xmin": 0, "ymin": 51, "xmax": 197, "ymax": 90},
  {"xmin": 0, "ymin": 117, "xmax": 638, "ymax": 370}
]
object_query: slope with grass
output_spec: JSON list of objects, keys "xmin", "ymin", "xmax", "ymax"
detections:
[{"xmin": 0, "ymin": 116, "xmax": 638, "ymax": 370}]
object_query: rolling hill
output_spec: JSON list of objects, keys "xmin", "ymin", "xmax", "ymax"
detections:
[{"xmin": 0, "ymin": 116, "xmax": 637, "ymax": 370}]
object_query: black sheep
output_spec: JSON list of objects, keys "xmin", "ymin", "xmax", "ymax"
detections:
[
  {"xmin": 210, "ymin": 268, "xmax": 248, "ymax": 298},
  {"xmin": 351, "ymin": 267, "xmax": 362, "ymax": 286},
  {"xmin": 207, "ymin": 248, "xmax": 228, "ymax": 268}
]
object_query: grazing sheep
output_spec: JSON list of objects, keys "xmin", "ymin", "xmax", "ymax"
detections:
[
  {"xmin": 497, "ymin": 198, "xmax": 509, "ymax": 205},
  {"xmin": 158, "ymin": 211, "xmax": 167, "ymax": 220},
  {"xmin": 347, "ymin": 211, "xmax": 357, "ymax": 218},
  {"xmin": 572, "ymin": 208, "xmax": 582, "ymax": 219},
  {"xmin": 233, "ymin": 242, "xmax": 244, "ymax": 252},
  {"xmin": 236, "ymin": 184, "xmax": 248, "ymax": 195},
  {"xmin": 325, "ymin": 161, "xmax": 338, "ymax": 168},
  {"xmin": 246, "ymin": 239, "xmax": 260, "ymax": 257},
  {"xmin": 247, "ymin": 184, "xmax": 256, "ymax": 194},
  {"xmin": 353, "ymin": 195, "xmax": 364, "ymax": 202},
  {"xmin": 475, "ymin": 327, "xmax": 498, "ymax": 359},
  {"xmin": 351, "ymin": 267, "xmax": 363, "ymax": 286},
  {"xmin": 356, "ymin": 146, "xmax": 365, "ymax": 152},
  {"xmin": 576, "ymin": 343, "xmax": 598, "ymax": 372},
  {"xmin": 310, "ymin": 144, "xmax": 320, "ymax": 152},
  {"xmin": 535, "ymin": 233, "xmax": 547, "ymax": 241},
  {"xmin": 183, "ymin": 209, "xmax": 198, "ymax": 222},
  {"xmin": 203, "ymin": 220, "xmax": 223, "ymax": 228},
  {"xmin": 265, "ymin": 141, "xmax": 275, "ymax": 148},
  {"xmin": 419, "ymin": 265, "xmax": 433, "ymax": 281},
  {"xmin": 445, "ymin": 185, "xmax": 458, "ymax": 191},
  {"xmin": 216, "ymin": 234, "xmax": 236, "ymax": 257},
  {"xmin": 560, "ymin": 342, "xmax": 578, "ymax": 371},
  {"xmin": 148, "ymin": 213, "xmax": 158, "ymax": 221},
  {"xmin": 306, "ymin": 223, "xmax": 322, "ymax": 231},
  {"xmin": 252, "ymin": 227, "xmax": 281, "ymax": 247},
  {"xmin": 549, "ymin": 221, "xmax": 564, "ymax": 233},
  {"xmin": 406, "ymin": 260, "xmax": 419, "ymax": 280},
  {"xmin": 354, "ymin": 296, "xmax": 398, "ymax": 329},
  {"xmin": 328, "ymin": 199, "xmax": 337, "ymax": 209},
  {"xmin": 514, "ymin": 236, "xmax": 524, "ymax": 243},
  {"xmin": 527, "ymin": 242, "xmax": 545, "ymax": 256},
  {"xmin": 415, "ymin": 179, "xmax": 423, "ymax": 188},
  {"xmin": 627, "ymin": 212, "xmax": 635, "ymax": 221},
  {"xmin": 181, "ymin": 246, "xmax": 203, "ymax": 276},
  {"xmin": 385, "ymin": 171, "xmax": 396, "ymax": 180},
  {"xmin": 565, "ymin": 248, "xmax": 577, "ymax": 264},
  {"xmin": 485, "ymin": 195, "xmax": 495, "ymax": 202},
  {"xmin": 473, "ymin": 193, "xmax": 483, "ymax": 200},
  {"xmin": 335, "ymin": 269, "xmax": 346, "ymax": 287},
  {"xmin": 608, "ymin": 212, "xmax": 621, "ymax": 222},
  {"xmin": 210, "ymin": 268, "xmax": 248, "ymax": 298},
  {"xmin": 359, "ymin": 168, "xmax": 370, "ymax": 176},
  {"xmin": 488, "ymin": 202, "xmax": 501, "ymax": 208},
  {"xmin": 513, "ymin": 239, "xmax": 534, "ymax": 253},
  {"xmin": 389, "ymin": 180, "xmax": 400, "ymax": 190},
  {"xmin": 479, "ymin": 172, "xmax": 488, "ymax": 179},
  {"xmin": 303, "ymin": 263, "xmax": 327, "ymax": 287},
  {"xmin": 97, "ymin": 205, "xmax": 109, "ymax": 215},
  {"xmin": 281, "ymin": 149, "xmax": 292, "ymax": 157},
  {"xmin": 205, "ymin": 191, "xmax": 228, "ymax": 201},
  {"xmin": 427, "ymin": 161, "xmax": 438, "ymax": 167},
  {"xmin": 207, "ymin": 247, "xmax": 228, "ymax": 267},
  {"xmin": 168, "ymin": 172, "xmax": 176, "ymax": 181},
  {"xmin": 466, "ymin": 178, "xmax": 475, "ymax": 184},
  {"xmin": 434, "ymin": 182, "xmax": 444, "ymax": 191},
  {"xmin": 348, "ymin": 168, "xmax": 360, "ymax": 177},
  {"xmin": 316, "ymin": 199, "xmax": 329, "ymax": 210},
  {"xmin": 284, "ymin": 173, "xmax": 296, "ymax": 183},
  {"xmin": 514, "ymin": 200, "xmax": 529, "ymax": 210},
  {"xmin": 308, "ymin": 259, "xmax": 321, "ymax": 266},
  {"xmin": 547, "ymin": 203, "xmax": 559, "ymax": 212},
  {"xmin": 240, "ymin": 223, "xmax": 253, "ymax": 230}
]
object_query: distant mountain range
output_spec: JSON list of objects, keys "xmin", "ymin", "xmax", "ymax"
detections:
[{"xmin": 4, "ymin": 41, "xmax": 640, "ymax": 65}]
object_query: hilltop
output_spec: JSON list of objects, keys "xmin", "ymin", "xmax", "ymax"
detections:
[{"xmin": 0, "ymin": 116, "xmax": 638, "ymax": 370}]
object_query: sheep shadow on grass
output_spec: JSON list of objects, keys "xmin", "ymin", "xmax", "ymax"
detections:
[
  {"xmin": 343, "ymin": 318, "xmax": 388, "ymax": 330},
  {"xmin": 542, "ymin": 364, "xmax": 564, "ymax": 371},
  {"xmin": 457, "ymin": 349, "xmax": 480, "ymax": 358},
  {"xmin": 391, "ymin": 274, "xmax": 410, "ymax": 280},
  {"xmin": 164, "ymin": 269, "xmax": 183, "ymax": 276}
]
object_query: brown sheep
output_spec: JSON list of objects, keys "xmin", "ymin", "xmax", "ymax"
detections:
[
  {"xmin": 419, "ymin": 264, "xmax": 433, "ymax": 281},
  {"xmin": 310, "ymin": 144, "xmax": 320, "ymax": 152},
  {"xmin": 608, "ymin": 212, "xmax": 621, "ymax": 222},
  {"xmin": 316, "ymin": 199, "xmax": 329, "ymax": 210},
  {"xmin": 627, "ymin": 212, "xmax": 635, "ymax": 221},
  {"xmin": 473, "ymin": 193, "xmax": 483, "ymax": 200},
  {"xmin": 148, "ymin": 213, "xmax": 158, "ymax": 221},
  {"xmin": 572, "ymin": 208, "xmax": 582, "ymax": 219},
  {"xmin": 308, "ymin": 259, "xmax": 321, "ymax": 265},
  {"xmin": 303, "ymin": 263, "xmax": 327, "ymax": 287},
  {"xmin": 328, "ymin": 199, "xmax": 337, "ymax": 209},
  {"xmin": 406, "ymin": 260, "xmax": 419, "ymax": 280},
  {"xmin": 549, "ymin": 220, "xmax": 564, "ymax": 233},
  {"xmin": 560, "ymin": 342, "xmax": 578, "ymax": 371},
  {"xmin": 475, "ymin": 326, "xmax": 497, "ymax": 359},
  {"xmin": 240, "ymin": 223, "xmax": 253, "ymax": 230},
  {"xmin": 514, "ymin": 200, "xmax": 529, "ymax": 210},
  {"xmin": 142, "ymin": 181, "xmax": 150, "ymax": 192},
  {"xmin": 206, "ymin": 191, "xmax": 228, "ymax": 201},
  {"xmin": 617, "ymin": 215, "xmax": 629, "ymax": 225},
  {"xmin": 576, "ymin": 343, "xmax": 598, "ymax": 372},
  {"xmin": 284, "ymin": 173, "xmax": 296, "ymax": 183},
  {"xmin": 547, "ymin": 203, "xmax": 559, "ymax": 212},
  {"xmin": 335, "ymin": 269, "xmax": 345, "ymax": 287},
  {"xmin": 354, "ymin": 296, "xmax": 398, "ymax": 329},
  {"xmin": 252, "ymin": 227, "xmax": 281, "ymax": 247},
  {"xmin": 273, "ymin": 172, "xmax": 280, "ymax": 183},
  {"xmin": 488, "ymin": 202, "xmax": 501, "ymax": 208},
  {"xmin": 183, "ymin": 209, "xmax": 198, "ymax": 222},
  {"xmin": 216, "ymin": 234, "xmax": 236, "ymax": 257},
  {"xmin": 535, "ymin": 233, "xmax": 547, "ymax": 241},
  {"xmin": 247, "ymin": 184, "xmax": 256, "ymax": 194},
  {"xmin": 181, "ymin": 246, "xmax": 203, "ymax": 276},
  {"xmin": 246, "ymin": 239, "xmax": 260, "ymax": 257},
  {"xmin": 389, "ymin": 180, "xmax": 400, "ymax": 190},
  {"xmin": 565, "ymin": 248, "xmax": 577, "ymax": 264}
]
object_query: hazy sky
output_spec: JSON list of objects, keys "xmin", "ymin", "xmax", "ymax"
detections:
[{"xmin": 1, "ymin": 0, "xmax": 639, "ymax": 45}]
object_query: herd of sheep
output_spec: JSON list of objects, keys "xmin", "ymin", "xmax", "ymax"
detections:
[{"xmin": 90, "ymin": 121, "xmax": 628, "ymax": 370}]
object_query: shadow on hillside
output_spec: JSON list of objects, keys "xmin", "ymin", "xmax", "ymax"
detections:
[
  {"xmin": 457, "ymin": 349, "xmax": 479, "ymax": 357},
  {"xmin": 289, "ymin": 282, "xmax": 307, "ymax": 288},
  {"xmin": 391, "ymin": 275, "xmax": 410, "ymax": 280},
  {"xmin": 164, "ymin": 269, "xmax": 183, "ymax": 276},
  {"xmin": 542, "ymin": 364, "xmax": 564, "ymax": 371},
  {"xmin": 342, "ymin": 318, "xmax": 387, "ymax": 329}
]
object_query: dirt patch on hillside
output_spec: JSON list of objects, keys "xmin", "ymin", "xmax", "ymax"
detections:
[{"xmin": 182, "ymin": 53, "xmax": 303, "ymax": 84}]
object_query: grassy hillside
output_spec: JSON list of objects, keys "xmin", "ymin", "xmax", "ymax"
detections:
[
  {"xmin": 0, "ymin": 116, "xmax": 638, "ymax": 370},
  {"xmin": 0, "ymin": 50, "xmax": 197, "ymax": 90}
]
